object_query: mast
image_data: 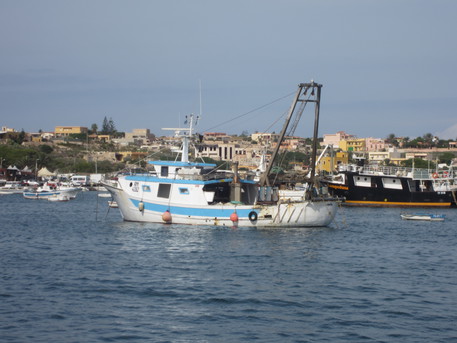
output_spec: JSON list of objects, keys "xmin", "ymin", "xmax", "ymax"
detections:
[
  {"xmin": 259, "ymin": 85, "xmax": 303, "ymax": 187},
  {"xmin": 309, "ymin": 82, "xmax": 322, "ymax": 189},
  {"xmin": 162, "ymin": 114, "xmax": 198, "ymax": 163},
  {"xmin": 259, "ymin": 81, "xmax": 323, "ymax": 188}
]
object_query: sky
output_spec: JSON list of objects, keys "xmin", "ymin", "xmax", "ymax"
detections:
[{"xmin": 1, "ymin": 0, "xmax": 457, "ymax": 140}]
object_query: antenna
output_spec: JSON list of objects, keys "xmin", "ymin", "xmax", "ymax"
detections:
[{"xmin": 199, "ymin": 79, "xmax": 203, "ymax": 119}]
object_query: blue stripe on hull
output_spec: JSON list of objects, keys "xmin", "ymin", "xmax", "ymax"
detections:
[
  {"xmin": 24, "ymin": 192, "xmax": 60, "ymax": 198},
  {"xmin": 130, "ymin": 199, "xmax": 258, "ymax": 218}
]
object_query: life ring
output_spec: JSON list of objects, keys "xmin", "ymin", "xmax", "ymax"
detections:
[
  {"xmin": 248, "ymin": 211, "xmax": 258, "ymax": 222},
  {"xmin": 432, "ymin": 173, "xmax": 439, "ymax": 179}
]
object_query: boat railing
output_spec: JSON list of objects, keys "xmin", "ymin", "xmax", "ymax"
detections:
[
  {"xmin": 176, "ymin": 170, "xmax": 234, "ymax": 181},
  {"xmin": 357, "ymin": 165, "xmax": 449, "ymax": 180}
]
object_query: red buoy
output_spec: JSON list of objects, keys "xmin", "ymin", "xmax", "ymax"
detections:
[
  {"xmin": 230, "ymin": 212, "xmax": 239, "ymax": 223},
  {"xmin": 162, "ymin": 210, "xmax": 172, "ymax": 223}
]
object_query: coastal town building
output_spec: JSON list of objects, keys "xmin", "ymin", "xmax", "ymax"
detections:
[
  {"xmin": 317, "ymin": 152, "xmax": 349, "ymax": 173},
  {"xmin": 1, "ymin": 126, "xmax": 16, "ymax": 133},
  {"xmin": 365, "ymin": 138, "xmax": 386, "ymax": 152},
  {"xmin": 368, "ymin": 148, "xmax": 403, "ymax": 165},
  {"xmin": 280, "ymin": 136, "xmax": 305, "ymax": 150},
  {"xmin": 41, "ymin": 132, "xmax": 55, "ymax": 140},
  {"xmin": 339, "ymin": 138, "xmax": 366, "ymax": 152},
  {"xmin": 113, "ymin": 129, "xmax": 155, "ymax": 146},
  {"xmin": 195, "ymin": 142, "xmax": 243, "ymax": 161},
  {"xmin": 115, "ymin": 151, "xmax": 149, "ymax": 162},
  {"xmin": 203, "ymin": 132, "xmax": 229, "ymax": 141},
  {"xmin": 54, "ymin": 126, "xmax": 88, "ymax": 137},
  {"xmin": 88, "ymin": 134, "xmax": 112, "ymax": 143},
  {"xmin": 251, "ymin": 132, "xmax": 280, "ymax": 144},
  {"xmin": 322, "ymin": 131, "xmax": 354, "ymax": 148}
]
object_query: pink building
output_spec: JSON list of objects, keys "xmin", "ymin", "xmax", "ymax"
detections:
[
  {"xmin": 322, "ymin": 131, "xmax": 355, "ymax": 148},
  {"xmin": 365, "ymin": 138, "xmax": 386, "ymax": 152}
]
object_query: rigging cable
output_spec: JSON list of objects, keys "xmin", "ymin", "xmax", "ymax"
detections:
[{"xmin": 201, "ymin": 91, "xmax": 296, "ymax": 132}]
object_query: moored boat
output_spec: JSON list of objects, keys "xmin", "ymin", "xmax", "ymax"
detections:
[
  {"xmin": 23, "ymin": 182, "xmax": 81, "ymax": 200},
  {"xmin": 400, "ymin": 213, "xmax": 445, "ymax": 221},
  {"xmin": 323, "ymin": 164, "xmax": 457, "ymax": 207},
  {"xmin": 47, "ymin": 194, "xmax": 70, "ymax": 202},
  {"xmin": 103, "ymin": 82, "xmax": 341, "ymax": 227},
  {"xmin": 0, "ymin": 181, "xmax": 27, "ymax": 195},
  {"xmin": 108, "ymin": 200, "xmax": 118, "ymax": 208}
]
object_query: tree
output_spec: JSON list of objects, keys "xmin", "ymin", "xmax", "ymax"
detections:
[
  {"xmin": 100, "ymin": 116, "xmax": 116, "ymax": 135},
  {"xmin": 39, "ymin": 145, "xmax": 53, "ymax": 154},
  {"xmin": 385, "ymin": 133, "xmax": 398, "ymax": 147},
  {"xmin": 423, "ymin": 133, "xmax": 434, "ymax": 148},
  {"xmin": 108, "ymin": 118, "xmax": 116, "ymax": 133},
  {"xmin": 101, "ymin": 116, "xmax": 110, "ymax": 134},
  {"xmin": 91, "ymin": 123, "xmax": 98, "ymax": 134}
]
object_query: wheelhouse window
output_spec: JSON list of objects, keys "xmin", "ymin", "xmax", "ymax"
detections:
[
  {"xmin": 161, "ymin": 166, "xmax": 169, "ymax": 177},
  {"xmin": 157, "ymin": 183, "xmax": 171, "ymax": 198},
  {"xmin": 179, "ymin": 188, "xmax": 189, "ymax": 195},
  {"xmin": 142, "ymin": 185, "xmax": 151, "ymax": 192}
]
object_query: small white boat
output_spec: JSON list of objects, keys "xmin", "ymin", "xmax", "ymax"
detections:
[
  {"xmin": 0, "ymin": 181, "xmax": 26, "ymax": 195},
  {"xmin": 48, "ymin": 194, "xmax": 70, "ymax": 202},
  {"xmin": 23, "ymin": 182, "xmax": 81, "ymax": 200},
  {"xmin": 108, "ymin": 200, "xmax": 118, "ymax": 208},
  {"xmin": 400, "ymin": 213, "xmax": 445, "ymax": 221},
  {"xmin": 98, "ymin": 193, "xmax": 112, "ymax": 198}
]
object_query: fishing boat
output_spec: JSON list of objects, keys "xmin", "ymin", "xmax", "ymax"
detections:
[
  {"xmin": 103, "ymin": 82, "xmax": 341, "ymax": 227},
  {"xmin": 322, "ymin": 163, "xmax": 457, "ymax": 207},
  {"xmin": 400, "ymin": 213, "xmax": 445, "ymax": 221},
  {"xmin": 23, "ymin": 182, "xmax": 81, "ymax": 200}
]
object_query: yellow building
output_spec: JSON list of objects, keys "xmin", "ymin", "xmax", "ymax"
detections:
[
  {"xmin": 317, "ymin": 152, "xmax": 349, "ymax": 173},
  {"xmin": 116, "ymin": 151, "xmax": 148, "ymax": 162},
  {"xmin": 339, "ymin": 138, "xmax": 366, "ymax": 152},
  {"xmin": 55, "ymin": 126, "xmax": 88, "ymax": 137}
]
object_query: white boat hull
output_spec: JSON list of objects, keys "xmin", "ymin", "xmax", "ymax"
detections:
[
  {"xmin": 48, "ymin": 194, "xmax": 70, "ymax": 202},
  {"xmin": 401, "ymin": 214, "xmax": 445, "ymax": 221},
  {"xmin": 105, "ymin": 184, "xmax": 338, "ymax": 227},
  {"xmin": 23, "ymin": 187, "xmax": 81, "ymax": 200}
]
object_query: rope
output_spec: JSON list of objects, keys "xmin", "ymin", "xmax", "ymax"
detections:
[{"xmin": 201, "ymin": 91, "xmax": 295, "ymax": 132}]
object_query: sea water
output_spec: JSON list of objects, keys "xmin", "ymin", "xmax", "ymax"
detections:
[{"xmin": 1, "ymin": 192, "xmax": 456, "ymax": 342}]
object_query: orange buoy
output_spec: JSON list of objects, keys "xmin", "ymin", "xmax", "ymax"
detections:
[
  {"xmin": 162, "ymin": 210, "xmax": 172, "ymax": 223},
  {"xmin": 230, "ymin": 212, "xmax": 239, "ymax": 223}
]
